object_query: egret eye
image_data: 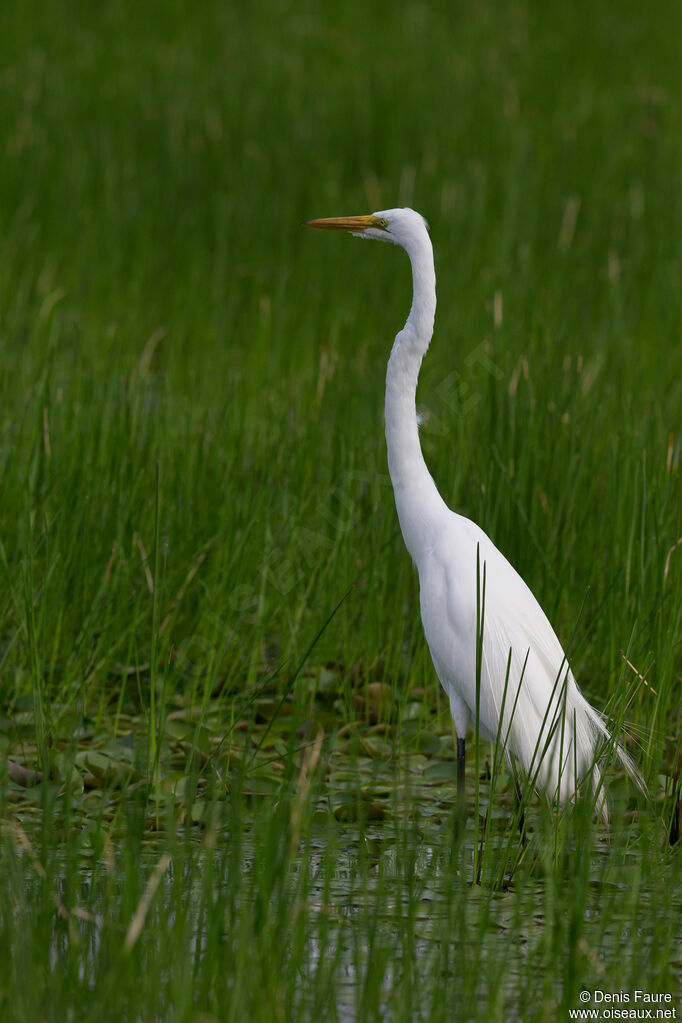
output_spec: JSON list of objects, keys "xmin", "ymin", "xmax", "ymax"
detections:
[{"xmin": 378, "ymin": 217, "xmax": 388, "ymax": 228}]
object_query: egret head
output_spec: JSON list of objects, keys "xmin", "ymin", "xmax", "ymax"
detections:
[{"xmin": 305, "ymin": 207, "xmax": 429, "ymax": 251}]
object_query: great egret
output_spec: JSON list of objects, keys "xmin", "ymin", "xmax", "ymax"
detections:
[{"xmin": 306, "ymin": 207, "xmax": 642, "ymax": 823}]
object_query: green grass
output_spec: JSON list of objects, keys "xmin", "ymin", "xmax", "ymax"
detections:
[{"xmin": 0, "ymin": 0, "xmax": 681, "ymax": 1019}]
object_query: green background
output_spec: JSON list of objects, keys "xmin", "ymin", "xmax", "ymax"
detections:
[{"xmin": 0, "ymin": 1, "xmax": 680, "ymax": 1020}]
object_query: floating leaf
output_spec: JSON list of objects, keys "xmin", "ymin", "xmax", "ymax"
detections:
[
  {"xmin": 423, "ymin": 761, "xmax": 459, "ymax": 783},
  {"xmin": 400, "ymin": 701, "xmax": 429, "ymax": 722},
  {"xmin": 404, "ymin": 731, "xmax": 442, "ymax": 756},
  {"xmin": 241, "ymin": 770, "xmax": 282, "ymax": 796},
  {"xmin": 331, "ymin": 790, "xmax": 388, "ymax": 822},
  {"xmin": 76, "ymin": 750, "xmax": 136, "ymax": 788}
]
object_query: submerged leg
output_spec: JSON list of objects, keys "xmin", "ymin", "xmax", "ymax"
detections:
[{"xmin": 513, "ymin": 773, "xmax": 526, "ymax": 839}]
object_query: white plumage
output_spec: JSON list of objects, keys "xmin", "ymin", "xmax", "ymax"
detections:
[{"xmin": 306, "ymin": 207, "xmax": 641, "ymax": 823}]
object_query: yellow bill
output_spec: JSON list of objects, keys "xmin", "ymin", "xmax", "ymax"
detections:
[{"xmin": 303, "ymin": 214, "xmax": 385, "ymax": 232}]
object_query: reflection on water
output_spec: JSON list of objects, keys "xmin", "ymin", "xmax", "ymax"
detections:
[{"xmin": 7, "ymin": 752, "xmax": 675, "ymax": 1022}]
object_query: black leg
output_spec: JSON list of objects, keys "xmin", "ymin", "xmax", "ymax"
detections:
[
  {"xmin": 457, "ymin": 737, "xmax": 466, "ymax": 801},
  {"xmin": 514, "ymin": 774, "xmax": 526, "ymax": 839},
  {"xmin": 451, "ymin": 735, "xmax": 467, "ymax": 847}
]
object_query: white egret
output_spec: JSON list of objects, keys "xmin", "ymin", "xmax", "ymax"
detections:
[{"xmin": 306, "ymin": 207, "xmax": 642, "ymax": 823}]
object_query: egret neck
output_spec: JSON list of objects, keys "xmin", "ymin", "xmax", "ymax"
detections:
[{"xmin": 384, "ymin": 230, "xmax": 446, "ymax": 560}]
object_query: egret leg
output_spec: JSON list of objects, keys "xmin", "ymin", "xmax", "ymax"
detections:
[
  {"xmin": 457, "ymin": 737, "xmax": 466, "ymax": 801},
  {"xmin": 513, "ymin": 774, "xmax": 526, "ymax": 840},
  {"xmin": 451, "ymin": 735, "xmax": 467, "ymax": 847}
]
